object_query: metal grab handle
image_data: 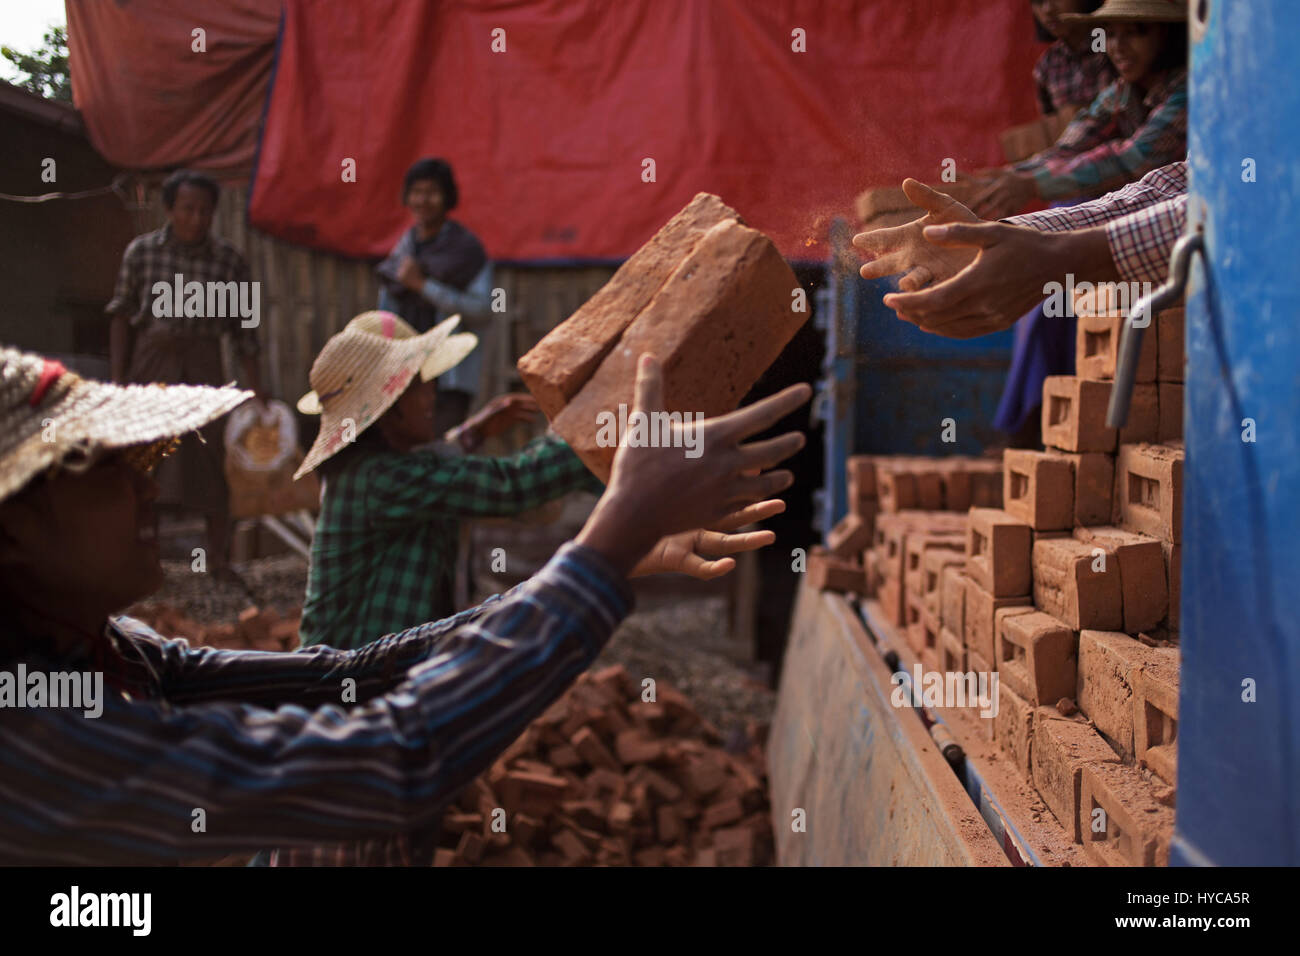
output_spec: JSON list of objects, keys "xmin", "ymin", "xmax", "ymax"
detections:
[{"xmin": 1106, "ymin": 232, "xmax": 1205, "ymax": 428}]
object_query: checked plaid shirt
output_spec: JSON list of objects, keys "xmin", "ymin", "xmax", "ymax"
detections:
[
  {"xmin": 1015, "ymin": 68, "xmax": 1187, "ymax": 201},
  {"xmin": 1007, "ymin": 160, "xmax": 1188, "ymax": 285},
  {"xmin": 106, "ymin": 224, "xmax": 259, "ymax": 360},
  {"xmin": 298, "ymin": 431, "xmax": 602, "ymax": 652},
  {"xmin": 1033, "ymin": 39, "xmax": 1117, "ymax": 115}
]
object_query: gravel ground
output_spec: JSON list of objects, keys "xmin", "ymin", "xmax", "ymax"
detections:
[{"xmin": 596, "ymin": 595, "xmax": 775, "ymax": 735}]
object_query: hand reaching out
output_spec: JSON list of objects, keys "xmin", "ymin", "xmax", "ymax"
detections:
[
  {"xmin": 853, "ymin": 179, "xmax": 982, "ymax": 292},
  {"xmin": 630, "ymin": 499, "xmax": 786, "ymax": 580}
]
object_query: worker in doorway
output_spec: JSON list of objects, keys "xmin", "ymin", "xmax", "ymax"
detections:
[
  {"xmin": 294, "ymin": 310, "xmax": 779, "ymax": 652},
  {"xmin": 0, "ymin": 343, "xmax": 807, "ymax": 864},
  {"xmin": 376, "ymin": 157, "xmax": 493, "ymax": 436},
  {"xmin": 105, "ymin": 168, "xmax": 266, "ymax": 577}
]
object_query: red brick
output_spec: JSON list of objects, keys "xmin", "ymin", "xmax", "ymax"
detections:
[
  {"xmin": 993, "ymin": 680, "xmax": 1034, "ymax": 779},
  {"xmin": 614, "ymin": 730, "xmax": 665, "ymax": 765},
  {"xmin": 1045, "ymin": 449, "xmax": 1114, "ymax": 526},
  {"xmin": 456, "ymin": 830, "xmax": 485, "ymax": 864},
  {"xmin": 938, "ymin": 460, "xmax": 972, "ymax": 511},
  {"xmin": 995, "ymin": 610, "xmax": 1076, "ymax": 706},
  {"xmin": 914, "ymin": 468, "xmax": 945, "ymax": 510},
  {"xmin": 701, "ymin": 797, "xmax": 744, "ymax": 830},
  {"xmin": 1032, "ymin": 709, "xmax": 1121, "ymax": 842},
  {"xmin": 1080, "ymin": 761, "xmax": 1175, "ymax": 866},
  {"xmin": 906, "ymin": 534, "xmax": 964, "ymax": 597},
  {"xmin": 939, "ymin": 625, "xmax": 965, "ymax": 674},
  {"xmin": 570, "ymin": 727, "xmax": 620, "ymax": 771},
  {"xmin": 1116, "ymin": 442, "xmax": 1183, "ymax": 543},
  {"xmin": 1134, "ymin": 655, "xmax": 1179, "ymax": 784},
  {"xmin": 1075, "ymin": 308, "xmax": 1156, "ymax": 382},
  {"xmin": 921, "ymin": 606, "xmax": 942, "ymax": 660},
  {"xmin": 964, "ymin": 580, "xmax": 1032, "ymax": 663},
  {"xmin": 548, "ymin": 214, "xmax": 803, "ymax": 481},
  {"xmin": 966, "ymin": 507, "xmax": 1032, "ymax": 596},
  {"xmin": 877, "ymin": 468, "xmax": 918, "ymax": 512},
  {"xmin": 641, "ymin": 767, "xmax": 685, "ymax": 803},
  {"xmin": 807, "ymin": 545, "xmax": 864, "ymax": 594},
  {"xmin": 1156, "ymin": 307, "xmax": 1184, "ymax": 383},
  {"xmin": 1158, "ymin": 382, "xmax": 1183, "ymax": 442},
  {"xmin": 552, "ymin": 827, "xmax": 593, "ymax": 864},
  {"xmin": 713, "ymin": 825, "xmax": 756, "ymax": 866},
  {"xmin": 878, "ymin": 576, "xmax": 904, "ymax": 627},
  {"xmin": 827, "ymin": 512, "xmax": 872, "ymax": 558},
  {"xmin": 1073, "ymin": 526, "xmax": 1167, "ymax": 633},
  {"xmin": 923, "ymin": 547, "xmax": 965, "ymax": 618},
  {"xmin": 1041, "ymin": 375, "xmax": 1158, "ymax": 453},
  {"xmin": 905, "ymin": 588, "xmax": 927, "ymax": 654},
  {"xmin": 846, "ymin": 455, "xmax": 878, "ymax": 501},
  {"xmin": 969, "ymin": 465, "xmax": 1004, "ymax": 508},
  {"xmin": 1002, "ymin": 449, "xmax": 1074, "ymax": 530},
  {"xmin": 1032, "ymin": 537, "xmax": 1123, "ymax": 631},
  {"xmin": 940, "ymin": 566, "xmax": 967, "ymax": 636},
  {"xmin": 1076, "ymin": 631, "xmax": 1176, "ymax": 759},
  {"xmin": 499, "ymin": 770, "xmax": 569, "ymax": 816},
  {"xmin": 518, "ymin": 192, "xmax": 738, "ymax": 420},
  {"xmin": 966, "ymin": 649, "xmax": 995, "ymax": 742}
]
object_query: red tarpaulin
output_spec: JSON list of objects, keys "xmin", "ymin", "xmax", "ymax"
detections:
[
  {"xmin": 67, "ymin": 0, "xmax": 281, "ymax": 172},
  {"xmin": 69, "ymin": 0, "xmax": 1042, "ymax": 262}
]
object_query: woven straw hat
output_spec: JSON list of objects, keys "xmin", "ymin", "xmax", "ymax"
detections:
[
  {"xmin": 294, "ymin": 310, "xmax": 477, "ymax": 479},
  {"xmin": 1062, "ymin": 0, "xmax": 1187, "ymax": 24},
  {"xmin": 0, "ymin": 345, "xmax": 251, "ymax": 505}
]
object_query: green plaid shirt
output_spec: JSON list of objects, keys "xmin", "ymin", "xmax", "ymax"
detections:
[{"xmin": 299, "ymin": 433, "xmax": 601, "ymax": 651}]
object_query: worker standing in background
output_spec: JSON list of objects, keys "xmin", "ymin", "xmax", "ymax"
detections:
[
  {"xmin": 376, "ymin": 157, "xmax": 494, "ymax": 436},
  {"xmin": 1027, "ymin": 0, "xmax": 1115, "ymax": 118},
  {"xmin": 968, "ymin": 0, "xmax": 1187, "ymax": 443},
  {"xmin": 105, "ymin": 169, "xmax": 266, "ymax": 578},
  {"xmin": 293, "ymin": 311, "xmax": 775, "ymax": 653}
]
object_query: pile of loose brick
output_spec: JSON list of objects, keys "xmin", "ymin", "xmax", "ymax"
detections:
[
  {"xmin": 131, "ymin": 606, "xmax": 772, "ymax": 866},
  {"xmin": 431, "ymin": 665, "xmax": 772, "ymax": 867},
  {"xmin": 129, "ymin": 603, "xmax": 301, "ymax": 652},
  {"xmin": 809, "ymin": 293, "xmax": 1186, "ymax": 867}
]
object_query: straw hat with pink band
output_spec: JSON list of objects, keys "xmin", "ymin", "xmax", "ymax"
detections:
[
  {"xmin": 293, "ymin": 311, "xmax": 478, "ymax": 479},
  {"xmin": 0, "ymin": 345, "xmax": 251, "ymax": 505}
]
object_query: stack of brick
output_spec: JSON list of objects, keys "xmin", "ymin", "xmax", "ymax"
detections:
[
  {"xmin": 969, "ymin": 287, "xmax": 1185, "ymax": 865},
  {"xmin": 517, "ymin": 192, "xmax": 808, "ymax": 482},
  {"xmin": 815, "ymin": 454, "xmax": 993, "ymax": 600},
  {"xmin": 430, "ymin": 666, "xmax": 773, "ymax": 867}
]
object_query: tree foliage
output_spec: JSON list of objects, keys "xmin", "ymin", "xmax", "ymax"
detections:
[{"xmin": 2, "ymin": 25, "xmax": 72, "ymax": 102}]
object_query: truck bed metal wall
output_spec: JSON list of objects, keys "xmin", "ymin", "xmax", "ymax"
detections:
[{"xmin": 768, "ymin": 582, "xmax": 1007, "ymax": 866}]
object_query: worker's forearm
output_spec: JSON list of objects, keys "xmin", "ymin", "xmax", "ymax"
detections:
[{"xmin": 1051, "ymin": 226, "xmax": 1122, "ymax": 286}]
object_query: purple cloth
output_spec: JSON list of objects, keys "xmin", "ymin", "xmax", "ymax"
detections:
[
  {"xmin": 993, "ymin": 199, "xmax": 1082, "ymax": 433},
  {"xmin": 993, "ymin": 301, "xmax": 1076, "ymax": 433}
]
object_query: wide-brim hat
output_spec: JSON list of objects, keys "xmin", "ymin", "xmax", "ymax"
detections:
[
  {"xmin": 294, "ymin": 310, "xmax": 477, "ymax": 479},
  {"xmin": 0, "ymin": 346, "xmax": 251, "ymax": 505},
  {"xmin": 1062, "ymin": 0, "xmax": 1187, "ymax": 24}
]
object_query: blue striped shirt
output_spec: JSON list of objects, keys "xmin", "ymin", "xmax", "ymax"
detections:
[{"xmin": 0, "ymin": 542, "xmax": 631, "ymax": 865}]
